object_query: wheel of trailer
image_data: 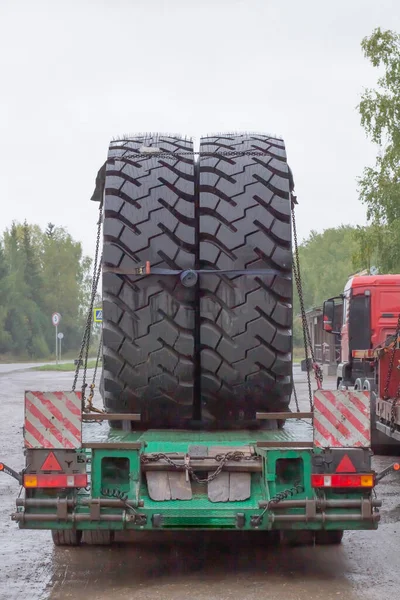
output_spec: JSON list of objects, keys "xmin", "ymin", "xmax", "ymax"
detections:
[
  {"xmin": 52, "ymin": 529, "xmax": 82, "ymax": 547},
  {"xmin": 198, "ymin": 134, "xmax": 293, "ymax": 425},
  {"xmin": 315, "ymin": 530, "xmax": 344, "ymax": 545},
  {"xmin": 280, "ymin": 530, "xmax": 315, "ymax": 546},
  {"xmin": 82, "ymin": 530, "xmax": 114, "ymax": 545}
]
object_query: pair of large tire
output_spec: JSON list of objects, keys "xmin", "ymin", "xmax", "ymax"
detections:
[{"xmin": 101, "ymin": 133, "xmax": 292, "ymax": 428}]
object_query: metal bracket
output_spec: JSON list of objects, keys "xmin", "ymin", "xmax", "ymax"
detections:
[
  {"xmin": 152, "ymin": 513, "xmax": 163, "ymax": 528},
  {"xmin": 90, "ymin": 499, "xmax": 101, "ymax": 521},
  {"xmin": 188, "ymin": 445, "xmax": 207, "ymax": 458},
  {"xmin": 236, "ymin": 513, "xmax": 245, "ymax": 529},
  {"xmin": 56, "ymin": 498, "xmax": 68, "ymax": 520},
  {"xmin": 305, "ymin": 499, "xmax": 317, "ymax": 521},
  {"xmin": 126, "ymin": 513, "xmax": 147, "ymax": 526},
  {"xmin": 375, "ymin": 462, "xmax": 400, "ymax": 482},
  {"xmin": 361, "ymin": 499, "xmax": 372, "ymax": 520},
  {"xmin": 0, "ymin": 463, "xmax": 22, "ymax": 485}
]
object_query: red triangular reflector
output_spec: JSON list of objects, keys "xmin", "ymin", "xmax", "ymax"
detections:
[
  {"xmin": 336, "ymin": 454, "xmax": 357, "ymax": 473},
  {"xmin": 41, "ymin": 452, "xmax": 62, "ymax": 471}
]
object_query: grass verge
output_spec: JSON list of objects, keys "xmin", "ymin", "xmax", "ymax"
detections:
[{"xmin": 33, "ymin": 359, "xmax": 99, "ymax": 372}]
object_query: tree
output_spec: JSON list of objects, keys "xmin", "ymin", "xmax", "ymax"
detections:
[
  {"xmin": 357, "ymin": 27, "xmax": 400, "ymax": 273},
  {"xmin": 0, "ymin": 222, "xmax": 92, "ymax": 359},
  {"xmin": 40, "ymin": 226, "xmax": 92, "ymax": 354},
  {"xmin": 0, "ymin": 241, "xmax": 12, "ymax": 353},
  {"xmin": 46, "ymin": 223, "xmax": 55, "ymax": 238},
  {"xmin": 293, "ymin": 226, "xmax": 365, "ymax": 347}
]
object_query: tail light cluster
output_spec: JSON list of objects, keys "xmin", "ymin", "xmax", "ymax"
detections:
[
  {"xmin": 24, "ymin": 474, "xmax": 88, "ymax": 488},
  {"xmin": 311, "ymin": 474, "xmax": 374, "ymax": 488}
]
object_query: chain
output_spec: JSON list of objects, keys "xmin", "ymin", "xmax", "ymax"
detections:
[
  {"xmin": 251, "ymin": 482, "xmax": 304, "ymax": 527},
  {"xmin": 72, "ymin": 202, "xmax": 103, "ymax": 403},
  {"xmin": 85, "ymin": 332, "xmax": 104, "ymax": 414},
  {"xmin": 384, "ymin": 312, "xmax": 400, "ymax": 399},
  {"xmin": 100, "ymin": 487, "xmax": 146, "ymax": 523},
  {"xmin": 380, "ymin": 312, "xmax": 400, "ymax": 432},
  {"xmin": 110, "ymin": 150, "xmax": 277, "ymax": 162},
  {"xmin": 141, "ymin": 451, "xmax": 260, "ymax": 484},
  {"xmin": 390, "ymin": 357, "xmax": 400, "ymax": 433},
  {"xmin": 292, "ymin": 382, "xmax": 300, "ymax": 412},
  {"xmin": 291, "ymin": 204, "xmax": 322, "ymax": 410}
]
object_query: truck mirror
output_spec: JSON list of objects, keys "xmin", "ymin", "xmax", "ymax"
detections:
[{"xmin": 323, "ymin": 300, "xmax": 335, "ymax": 333}]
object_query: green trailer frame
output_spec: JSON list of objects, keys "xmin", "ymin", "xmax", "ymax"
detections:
[{"xmin": 13, "ymin": 424, "xmax": 381, "ymax": 538}]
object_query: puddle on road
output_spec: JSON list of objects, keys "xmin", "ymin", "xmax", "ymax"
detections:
[{"xmin": 47, "ymin": 532, "xmax": 355, "ymax": 600}]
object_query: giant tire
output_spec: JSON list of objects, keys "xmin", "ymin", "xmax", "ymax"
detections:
[
  {"xmin": 198, "ymin": 134, "xmax": 293, "ymax": 425},
  {"xmin": 102, "ymin": 134, "xmax": 196, "ymax": 428}
]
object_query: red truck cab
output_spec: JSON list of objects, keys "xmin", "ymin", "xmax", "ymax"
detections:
[{"xmin": 323, "ymin": 274, "xmax": 400, "ymax": 388}]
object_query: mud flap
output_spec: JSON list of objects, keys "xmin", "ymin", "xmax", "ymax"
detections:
[
  {"xmin": 207, "ymin": 445, "xmax": 252, "ymax": 502},
  {"xmin": 146, "ymin": 472, "xmax": 192, "ymax": 501},
  {"xmin": 208, "ymin": 472, "xmax": 251, "ymax": 502}
]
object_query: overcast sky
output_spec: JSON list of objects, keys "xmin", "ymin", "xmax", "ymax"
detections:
[{"xmin": 1, "ymin": 0, "xmax": 399, "ymax": 258}]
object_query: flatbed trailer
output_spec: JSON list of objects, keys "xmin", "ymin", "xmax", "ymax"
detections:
[
  {"xmin": 2, "ymin": 133, "xmax": 398, "ymax": 547},
  {"xmin": 2, "ymin": 387, "xmax": 391, "ymax": 546}
]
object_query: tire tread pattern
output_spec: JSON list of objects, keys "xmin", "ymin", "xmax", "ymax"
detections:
[
  {"xmin": 199, "ymin": 134, "xmax": 292, "ymax": 424},
  {"xmin": 102, "ymin": 134, "xmax": 195, "ymax": 427}
]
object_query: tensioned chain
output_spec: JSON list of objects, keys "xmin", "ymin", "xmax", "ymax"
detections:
[
  {"xmin": 383, "ymin": 312, "xmax": 400, "ymax": 399},
  {"xmin": 391, "ymin": 383, "xmax": 400, "ymax": 433},
  {"xmin": 109, "ymin": 150, "xmax": 278, "ymax": 162},
  {"xmin": 141, "ymin": 451, "xmax": 260, "ymax": 485},
  {"xmin": 383, "ymin": 312, "xmax": 400, "ymax": 432},
  {"xmin": 85, "ymin": 332, "xmax": 104, "ymax": 414},
  {"xmin": 291, "ymin": 204, "xmax": 322, "ymax": 411},
  {"xmin": 381, "ymin": 314, "xmax": 400, "ymax": 432},
  {"xmin": 292, "ymin": 383, "xmax": 300, "ymax": 413},
  {"xmin": 72, "ymin": 202, "xmax": 103, "ymax": 403}
]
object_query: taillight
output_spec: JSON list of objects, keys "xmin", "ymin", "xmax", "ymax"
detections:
[
  {"xmin": 23, "ymin": 474, "xmax": 87, "ymax": 488},
  {"xmin": 311, "ymin": 473, "xmax": 374, "ymax": 488}
]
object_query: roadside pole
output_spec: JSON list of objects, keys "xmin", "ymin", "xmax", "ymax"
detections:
[
  {"xmin": 58, "ymin": 332, "xmax": 64, "ymax": 362},
  {"xmin": 52, "ymin": 313, "xmax": 61, "ymax": 364}
]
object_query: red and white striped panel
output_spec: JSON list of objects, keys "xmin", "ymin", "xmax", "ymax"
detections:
[
  {"xmin": 313, "ymin": 389, "xmax": 371, "ymax": 448},
  {"xmin": 24, "ymin": 391, "xmax": 82, "ymax": 449}
]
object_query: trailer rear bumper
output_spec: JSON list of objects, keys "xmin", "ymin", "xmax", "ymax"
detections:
[{"xmin": 13, "ymin": 496, "xmax": 381, "ymax": 531}]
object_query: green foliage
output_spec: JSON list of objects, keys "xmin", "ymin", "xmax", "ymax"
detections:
[
  {"xmin": 295, "ymin": 226, "xmax": 364, "ymax": 311},
  {"xmin": 357, "ymin": 28, "xmax": 400, "ymax": 272},
  {"xmin": 0, "ymin": 222, "xmax": 92, "ymax": 359}
]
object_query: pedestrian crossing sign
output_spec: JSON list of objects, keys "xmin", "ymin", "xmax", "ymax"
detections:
[{"xmin": 94, "ymin": 308, "xmax": 103, "ymax": 323}]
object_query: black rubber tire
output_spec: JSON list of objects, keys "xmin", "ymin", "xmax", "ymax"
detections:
[
  {"xmin": 315, "ymin": 530, "xmax": 344, "ymax": 545},
  {"xmin": 280, "ymin": 530, "xmax": 315, "ymax": 546},
  {"xmin": 82, "ymin": 530, "xmax": 114, "ymax": 545},
  {"xmin": 102, "ymin": 134, "xmax": 196, "ymax": 428},
  {"xmin": 198, "ymin": 134, "xmax": 292, "ymax": 425},
  {"xmin": 52, "ymin": 529, "xmax": 82, "ymax": 546}
]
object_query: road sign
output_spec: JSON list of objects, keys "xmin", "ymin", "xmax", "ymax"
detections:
[
  {"xmin": 57, "ymin": 332, "xmax": 64, "ymax": 340},
  {"xmin": 52, "ymin": 313, "xmax": 61, "ymax": 327},
  {"xmin": 94, "ymin": 308, "xmax": 103, "ymax": 323}
]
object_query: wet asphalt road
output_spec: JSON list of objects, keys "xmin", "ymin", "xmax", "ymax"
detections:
[{"xmin": 1, "ymin": 365, "xmax": 400, "ymax": 600}]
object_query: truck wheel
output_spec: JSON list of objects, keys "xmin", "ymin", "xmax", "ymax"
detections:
[
  {"xmin": 51, "ymin": 529, "xmax": 82, "ymax": 546},
  {"xmin": 82, "ymin": 530, "xmax": 114, "ymax": 545},
  {"xmin": 102, "ymin": 135, "xmax": 196, "ymax": 428},
  {"xmin": 280, "ymin": 530, "xmax": 315, "ymax": 546},
  {"xmin": 198, "ymin": 134, "xmax": 292, "ymax": 424},
  {"xmin": 315, "ymin": 530, "xmax": 344, "ymax": 545}
]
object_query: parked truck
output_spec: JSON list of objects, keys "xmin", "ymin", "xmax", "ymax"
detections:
[
  {"xmin": 1, "ymin": 133, "xmax": 395, "ymax": 546},
  {"xmin": 323, "ymin": 273, "xmax": 400, "ymax": 448}
]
